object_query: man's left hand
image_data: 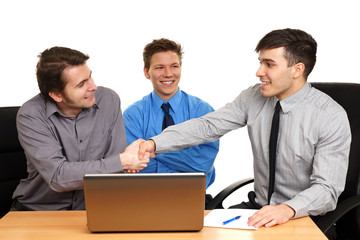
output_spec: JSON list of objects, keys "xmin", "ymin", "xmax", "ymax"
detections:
[{"xmin": 247, "ymin": 204, "xmax": 295, "ymax": 228}]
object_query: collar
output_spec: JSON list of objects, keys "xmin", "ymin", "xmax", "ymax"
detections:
[
  {"xmin": 151, "ymin": 88, "xmax": 182, "ymax": 113},
  {"xmin": 277, "ymin": 82, "xmax": 311, "ymax": 114},
  {"xmin": 45, "ymin": 95, "xmax": 100, "ymax": 119}
]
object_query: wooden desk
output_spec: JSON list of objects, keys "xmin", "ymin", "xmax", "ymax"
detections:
[{"xmin": 0, "ymin": 210, "xmax": 326, "ymax": 240}]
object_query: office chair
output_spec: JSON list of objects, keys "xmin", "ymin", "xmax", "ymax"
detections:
[
  {"xmin": 0, "ymin": 107, "xmax": 28, "ymax": 218},
  {"xmin": 206, "ymin": 83, "xmax": 360, "ymax": 239}
]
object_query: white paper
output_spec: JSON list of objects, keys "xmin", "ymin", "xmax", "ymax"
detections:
[{"xmin": 204, "ymin": 209, "xmax": 258, "ymax": 230}]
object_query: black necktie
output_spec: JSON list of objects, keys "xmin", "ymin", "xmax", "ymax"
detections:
[
  {"xmin": 268, "ymin": 101, "xmax": 281, "ymax": 204},
  {"xmin": 161, "ymin": 102, "xmax": 174, "ymax": 130}
]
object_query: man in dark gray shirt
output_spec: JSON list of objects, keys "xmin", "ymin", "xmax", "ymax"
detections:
[
  {"xmin": 12, "ymin": 46, "xmax": 150, "ymax": 211},
  {"xmin": 138, "ymin": 28, "xmax": 351, "ymax": 235}
]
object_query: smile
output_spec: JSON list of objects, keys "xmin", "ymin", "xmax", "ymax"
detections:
[
  {"xmin": 161, "ymin": 80, "xmax": 175, "ymax": 85},
  {"xmin": 84, "ymin": 95, "xmax": 94, "ymax": 99}
]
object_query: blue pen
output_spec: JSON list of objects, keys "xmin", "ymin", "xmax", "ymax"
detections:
[{"xmin": 222, "ymin": 215, "xmax": 241, "ymax": 225}]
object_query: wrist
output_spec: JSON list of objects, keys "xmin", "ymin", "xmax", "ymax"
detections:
[
  {"xmin": 148, "ymin": 139, "xmax": 156, "ymax": 152},
  {"xmin": 281, "ymin": 204, "xmax": 296, "ymax": 219}
]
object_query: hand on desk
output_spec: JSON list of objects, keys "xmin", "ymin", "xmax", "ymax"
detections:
[
  {"xmin": 247, "ymin": 204, "xmax": 295, "ymax": 228},
  {"xmin": 120, "ymin": 139, "xmax": 150, "ymax": 173}
]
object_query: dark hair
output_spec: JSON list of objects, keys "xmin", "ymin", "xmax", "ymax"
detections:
[
  {"xmin": 36, "ymin": 46, "xmax": 89, "ymax": 102},
  {"xmin": 143, "ymin": 38, "xmax": 183, "ymax": 69},
  {"xmin": 255, "ymin": 28, "xmax": 317, "ymax": 79}
]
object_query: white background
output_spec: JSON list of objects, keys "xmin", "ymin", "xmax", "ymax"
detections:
[{"xmin": 1, "ymin": 0, "xmax": 359, "ymax": 207}]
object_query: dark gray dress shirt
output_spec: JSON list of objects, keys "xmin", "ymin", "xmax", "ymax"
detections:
[
  {"xmin": 152, "ymin": 82, "xmax": 351, "ymax": 218},
  {"xmin": 13, "ymin": 87, "xmax": 127, "ymax": 210}
]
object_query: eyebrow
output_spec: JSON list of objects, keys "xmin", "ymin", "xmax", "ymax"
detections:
[
  {"xmin": 75, "ymin": 71, "xmax": 92, "ymax": 88},
  {"xmin": 153, "ymin": 62, "xmax": 180, "ymax": 67},
  {"xmin": 259, "ymin": 58, "xmax": 276, "ymax": 63}
]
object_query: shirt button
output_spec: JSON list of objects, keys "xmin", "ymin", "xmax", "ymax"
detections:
[{"xmin": 80, "ymin": 140, "xmax": 83, "ymax": 143}]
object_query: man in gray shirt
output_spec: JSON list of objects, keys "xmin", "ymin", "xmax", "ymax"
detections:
[
  {"xmin": 12, "ymin": 47, "xmax": 150, "ymax": 211},
  {"xmin": 138, "ymin": 29, "xmax": 351, "ymax": 231}
]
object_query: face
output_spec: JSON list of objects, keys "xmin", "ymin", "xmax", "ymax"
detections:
[
  {"xmin": 51, "ymin": 63, "xmax": 98, "ymax": 117},
  {"xmin": 256, "ymin": 47, "xmax": 304, "ymax": 100},
  {"xmin": 144, "ymin": 51, "xmax": 181, "ymax": 101}
]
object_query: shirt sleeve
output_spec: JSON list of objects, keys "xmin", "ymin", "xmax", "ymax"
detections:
[
  {"xmin": 153, "ymin": 92, "xmax": 247, "ymax": 154},
  {"xmin": 284, "ymin": 109, "xmax": 351, "ymax": 218},
  {"xmin": 123, "ymin": 105, "xmax": 144, "ymax": 146}
]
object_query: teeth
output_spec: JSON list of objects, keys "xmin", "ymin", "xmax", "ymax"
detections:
[
  {"xmin": 261, "ymin": 82, "xmax": 270, "ymax": 85},
  {"xmin": 162, "ymin": 81, "xmax": 173, "ymax": 84}
]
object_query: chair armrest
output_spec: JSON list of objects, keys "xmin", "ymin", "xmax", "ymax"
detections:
[
  {"xmin": 315, "ymin": 195, "xmax": 360, "ymax": 233},
  {"xmin": 206, "ymin": 178, "xmax": 254, "ymax": 210}
]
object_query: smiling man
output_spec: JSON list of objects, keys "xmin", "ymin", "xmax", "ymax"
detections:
[
  {"xmin": 12, "ymin": 46, "xmax": 150, "ymax": 211},
  {"xmin": 123, "ymin": 39, "xmax": 219, "ymax": 197},
  {"xmin": 138, "ymin": 29, "xmax": 351, "ymax": 238}
]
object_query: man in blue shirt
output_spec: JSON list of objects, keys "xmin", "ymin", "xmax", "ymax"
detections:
[{"xmin": 123, "ymin": 38, "xmax": 219, "ymax": 190}]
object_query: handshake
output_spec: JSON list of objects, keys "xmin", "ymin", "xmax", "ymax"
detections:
[{"xmin": 120, "ymin": 139, "xmax": 156, "ymax": 173}]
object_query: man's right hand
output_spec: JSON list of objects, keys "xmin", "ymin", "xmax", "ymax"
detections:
[
  {"xmin": 138, "ymin": 139, "xmax": 156, "ymax": 160},
  {"xmin": 120, "ymin": 139, "xmax": 150, "ymax": 172}
]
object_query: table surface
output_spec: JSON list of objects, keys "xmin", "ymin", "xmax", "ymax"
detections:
[{"xmin": 0, "ymin": 210, "xmax": 327, "ymax": 240}]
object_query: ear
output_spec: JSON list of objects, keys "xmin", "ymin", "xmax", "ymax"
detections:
[
  {"xmin": 49, "ymin": 92, "xmax": 63, "ymax": 103},
  {"xmin": 292, "ymin": 63, "xmax": 305, "ymax": 79},
  {"xmin": 143, "ymin": 67, "xmax": 150, "ymax": 79}
]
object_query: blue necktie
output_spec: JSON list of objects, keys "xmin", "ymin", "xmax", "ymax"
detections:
[
  {"xmin": 161, "ymin": 102, "xmax": 174, "ymax": 131},
  {"xmin": 268, "ymin": 101, "xmax": 281, "ymax": 204}
]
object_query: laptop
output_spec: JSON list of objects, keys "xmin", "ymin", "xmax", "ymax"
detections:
[{"xmin": 83, "ymin": 172, "xmax": 206, "ymax": 232}]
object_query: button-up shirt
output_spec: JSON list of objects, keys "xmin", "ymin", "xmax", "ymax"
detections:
[
  {"xmin": 13, "ymin": 87, "xmax": 127, "ymax": 210},
  {"xmin": 123, "ymin": 89, "xmax": 219, "ymax": 188},
  {"xmin": 153, "ymin": 83, "xmax": 351, "ymax": 218}
]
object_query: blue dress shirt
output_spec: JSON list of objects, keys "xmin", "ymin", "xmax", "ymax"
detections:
[{"xmin": 123, "ymin": 89, "xmax": 219, "ymax": 188}]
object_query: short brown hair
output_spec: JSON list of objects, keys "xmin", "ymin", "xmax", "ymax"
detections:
[
  {"xmin": 255, "ymin": 28, "xmax": 317, "ymax": 79},
  {"xmin": 36, "ymin": 46, "xmax": 89, "ymax": 102},
  {"xmin": 143, "ymin": 38, "xmax": 183, "ymax": 69}
]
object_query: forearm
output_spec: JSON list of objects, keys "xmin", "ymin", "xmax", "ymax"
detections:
[
  {"xmin": 155, "ymin": 141, "xmax": 219, "ymax": 172},
  {"xmin": 50, "ymin": 154, "xmax": 122, "ymax": 192},
  {"xmin": 153, "ymin": 106, "xmax": 241, "ymax": 154}
]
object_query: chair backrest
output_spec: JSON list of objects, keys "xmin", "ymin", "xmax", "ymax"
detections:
[
  {"xmin": 0, "ymin": 107, "xmax": 28, "ymax": 218},
  {"xmin": 311, "ymin": 82, "xmax": 360, "ymax": 239}
]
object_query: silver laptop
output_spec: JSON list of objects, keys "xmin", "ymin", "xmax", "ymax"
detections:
[{"xmin": 83, "ymin": 172, "xmax": 206, "ymax": 232}]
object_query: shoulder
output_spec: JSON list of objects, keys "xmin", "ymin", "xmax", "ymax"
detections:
[
  {"xmin": 307, "ymin": 86, "xmax": 346, "ymax": 116},
  {"xmin": 95, "ymin": 86, "xmax": 120, "ymax": 104},
  {"xmin": 18, "ymin": 94, "xmax": 47, "ymax": 120},
  {"xmin": 123, "ymin": 93, "xmax": 152, "ymax": 117},
  {"xmin": 180, "ymin": 90, "xmax": 214, "ymax": 111},
  {"xmin": 232, "ymin": 84, "xmax": 266, "ymax": 108},
  {"xmin": 241, "ymin": 84, "xmax": 263, "ymax": 99}
]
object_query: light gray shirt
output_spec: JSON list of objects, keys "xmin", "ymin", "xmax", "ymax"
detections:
[
  {"xmin": 13, "ymin": 87, "xmax": 127, "ymax": 210},
  {"xmin": 153, "ymin": 82, "xmax": 351, "ymax": 218}
]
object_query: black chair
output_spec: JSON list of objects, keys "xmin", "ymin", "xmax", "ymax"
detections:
[
  {"xmin": 206, "ymin": 82, "xmax": 360, "ymax": 239},
  {"xmin": 0, "ymin": 107, "xmax": 28, "ymax": 218}
]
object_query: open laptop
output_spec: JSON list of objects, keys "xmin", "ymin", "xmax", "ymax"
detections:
[{"xmin": 83, "ymin": 172, "xmax": 206, "ymax": 232}]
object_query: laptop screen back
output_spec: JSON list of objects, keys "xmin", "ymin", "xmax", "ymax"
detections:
[{"xmin": 83, "ymin": 172, "xmax": 206, "ymax": 232}]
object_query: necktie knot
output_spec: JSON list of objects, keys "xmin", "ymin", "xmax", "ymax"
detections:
[
  {"xmin": 161, "ymin": 102, "xmax": 174, "ymax": 130},
  {"xmin": 161, "ymin": 102, "xmax": 171, "ymax": 114},
  {"xmin": 275, "ymin": 101, "xmax": 281, "ymax": 112}
]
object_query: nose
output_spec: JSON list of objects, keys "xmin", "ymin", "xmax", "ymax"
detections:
[
  {"xmin": 256, "ymin": 64, "xmax": 265, "ymax": 78},
  {"xmin": 163, "ymin": 67, "xmax": 173, "ymax": 77},
  {"xmin": 89, "ymin": 78, "xmax": 98, "ymax": 91}
]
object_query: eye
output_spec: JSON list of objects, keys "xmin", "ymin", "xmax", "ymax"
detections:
[{"xmin": 76, "ymin": 80, "xmax": 86, "ymax": 88}]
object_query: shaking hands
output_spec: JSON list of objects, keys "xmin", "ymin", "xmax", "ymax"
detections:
[{"xmin": 120, "ymin": 139, "xmax": 151, "ymax": 173}]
